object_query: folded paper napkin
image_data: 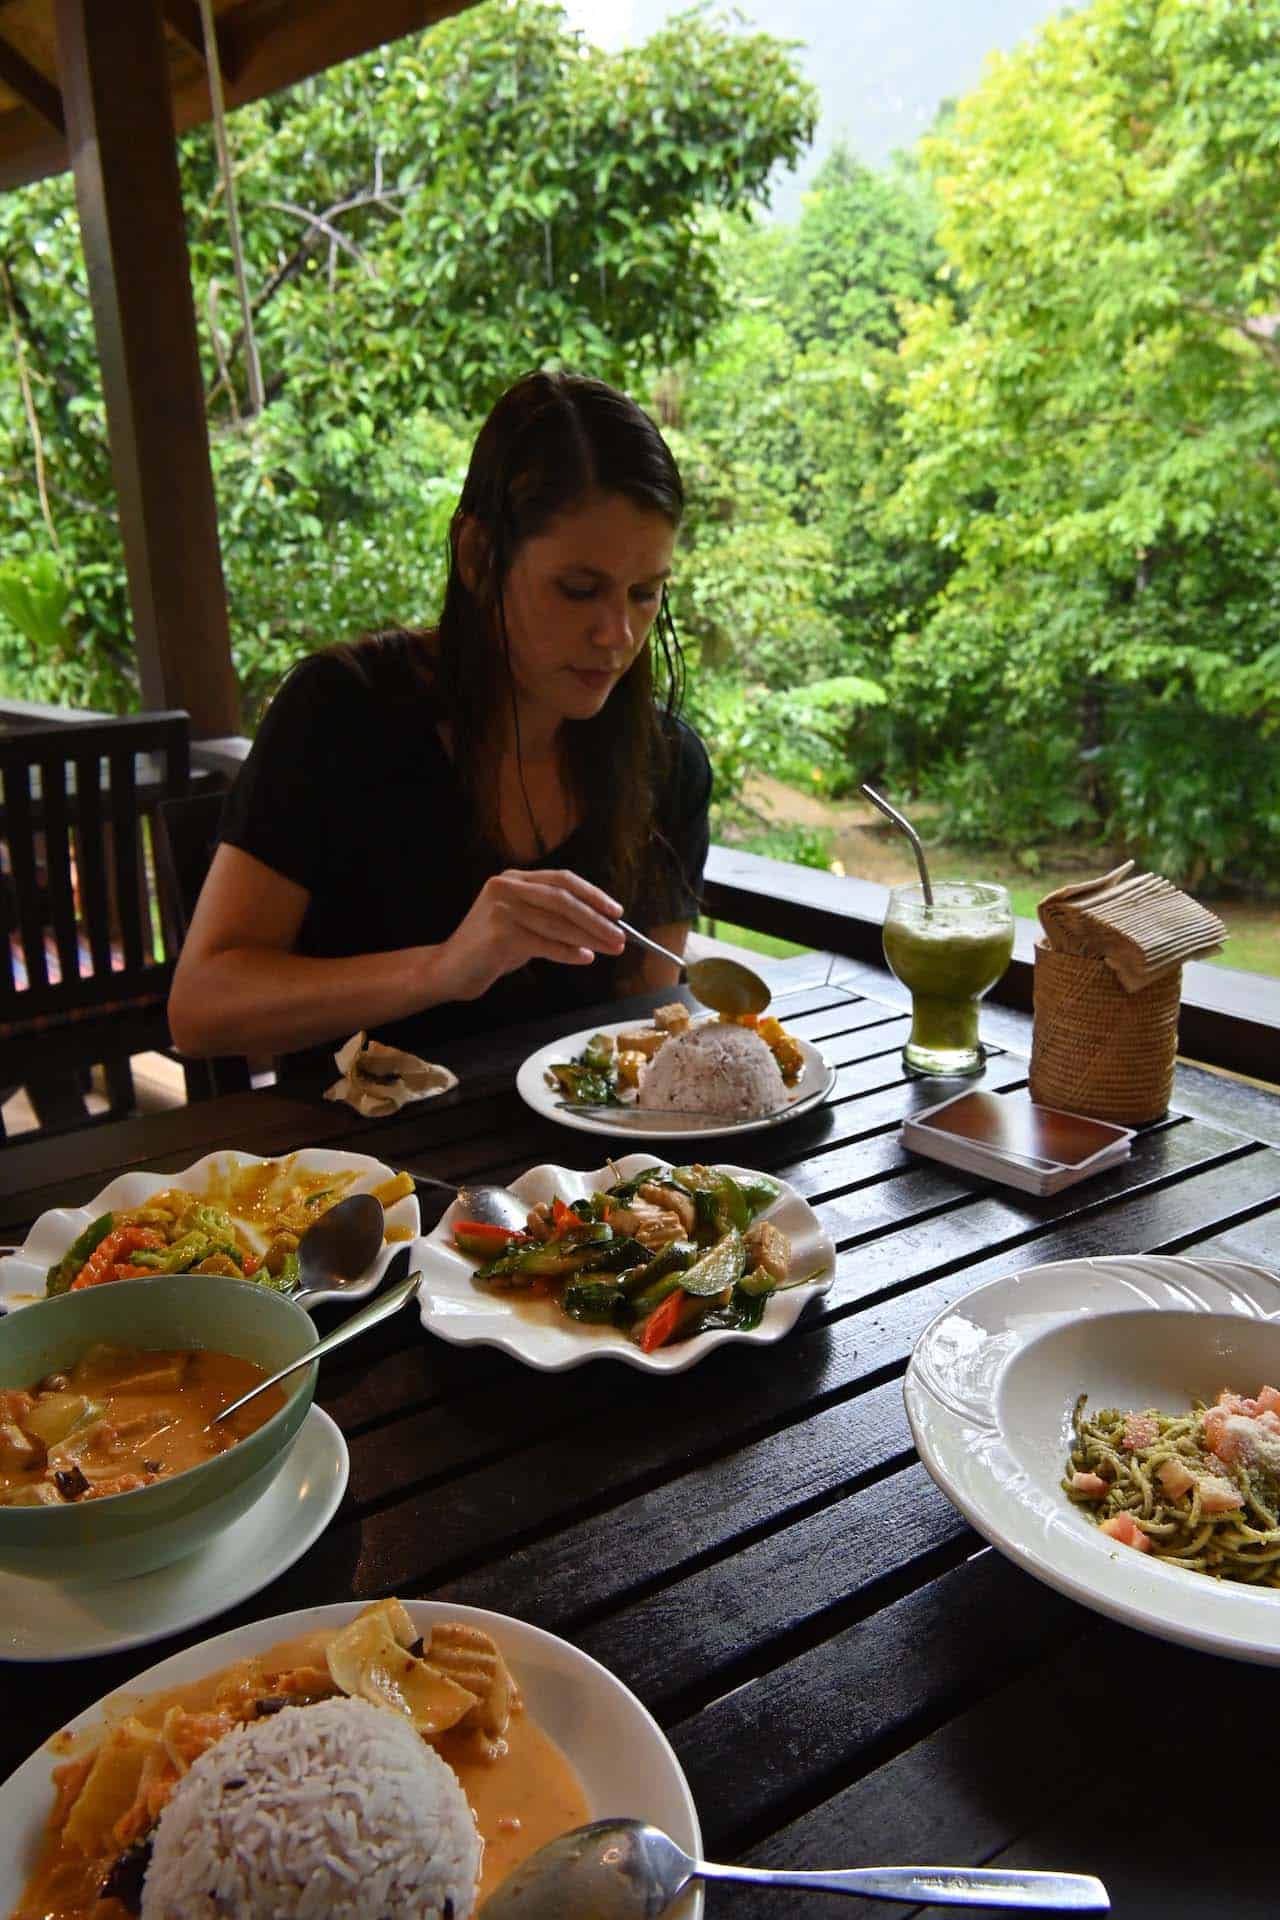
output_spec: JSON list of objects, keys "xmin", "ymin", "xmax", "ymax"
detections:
[
  {"xmin": 325, "ymin": 1031, "xmax": 458, "ymax": 1117},
  {"xmin": 1037, "ymin": 861, "xmax": 1226, "ymax": 992}
]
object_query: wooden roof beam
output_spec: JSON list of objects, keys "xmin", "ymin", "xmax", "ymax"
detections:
[{"xmin": 0, "ymin": 34, "xmax": 65, "ymax": 133}]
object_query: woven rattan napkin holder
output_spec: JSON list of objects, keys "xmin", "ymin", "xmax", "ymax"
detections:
[{"xmin": 1028, "ymin": 942, "xmax": 1180, "ymax": 1127}]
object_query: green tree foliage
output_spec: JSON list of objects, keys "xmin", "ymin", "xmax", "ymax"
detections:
[
  {"xmin": 0, "ymin": 0, "xmax": 814, "ymax": 715},
  {"xmin": 884, "ymin": 0, "xmax": 1280, "ymax": 883}
]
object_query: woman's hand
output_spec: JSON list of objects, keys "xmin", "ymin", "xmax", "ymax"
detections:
[{"xmin": 435, "ymin": 868, "xmax": 627, "ymax": 1002}]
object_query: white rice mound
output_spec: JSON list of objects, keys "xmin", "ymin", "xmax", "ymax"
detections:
[
  {"xmin": 637, "ymin": 1020, "xmax": 789, "ymax": 1118},
  {"xmin": 140, "ymin": 1697, "xmax": 481, "ymax": 1920}
]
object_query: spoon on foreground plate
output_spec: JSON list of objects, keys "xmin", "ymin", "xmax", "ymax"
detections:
[
  {"xmin": 210, "ymin": 1266, "xmax": 423, "ymax": 1426},
  {"xmin": 619, "ymin": 920, "xmax": 771, "ymax": 1019},
  {"xmin": 480, "ymin": 1820, "xmax": 1110, "ymax": 1917},
  {"xmin": 289, "ymin": 1193, "xmax": 388, "ymax": 1307}
]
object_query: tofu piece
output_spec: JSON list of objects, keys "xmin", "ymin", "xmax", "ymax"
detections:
[
  {"xmin": 616, "ymin": 1027, "xmax": 667, "ymax": 1059},
  {"xmin": 744, "ymin": 1218, "xmax": 791, "ymax": 1283},
  {"xmin": 637, "ymin": 1182, "xmax": 697, "ymax": 1235},
  {"xmin": 653, "ymin": 1003, "xmax": 691, "ymax": 1034},
  {"xmin": 0, "ymin": 1481, "xmax": 63, "ymax": 1506},
  {"xmin": 0, "ymin": 1421, "xmax": 41, "ymax": 1470}
]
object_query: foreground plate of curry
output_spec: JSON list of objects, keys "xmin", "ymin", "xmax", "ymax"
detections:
[
  {"xmin": 905, "ymin": 1254, "xmax": 1280, "ymax": 1668},
  {"xmin": 0, "ymin": 1147, "xmax": 418, "ymax": 1315},
  {"xmin": 414, "ymin": 1151, "xmax": 836, "ymax": 1373},
  {"xmin": 0, "ymin": 1598, "xmax": 703, "ymax": 1920}
]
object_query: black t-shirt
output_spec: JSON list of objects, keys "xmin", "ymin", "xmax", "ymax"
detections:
[{"xmin": 219, "ymin": 635, "xmax": 712, "ymax": 1062}]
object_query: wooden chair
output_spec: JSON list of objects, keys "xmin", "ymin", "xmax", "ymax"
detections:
[
  {"xmin": 0, "ymin": 712, "xmax": 191, "ymax": 1141},
  {"xmin": 152, "ymin": 786, "xmax": 252, "ymax": 1097}
]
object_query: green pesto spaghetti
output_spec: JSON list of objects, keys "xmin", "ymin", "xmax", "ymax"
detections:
[{"xmin": 1063, "ymin": 1393, "xmax": 1280, "ymax": 1586}]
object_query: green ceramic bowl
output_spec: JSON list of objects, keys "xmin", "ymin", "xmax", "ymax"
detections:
[{"xmin": 0, "ymin": 1273, "xmax": 317, "ymax": 1583}]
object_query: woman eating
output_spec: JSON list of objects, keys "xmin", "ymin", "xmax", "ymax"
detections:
[{"xmin": 167, "ymin": 371, "xmax": 711, "ymax": 1074}]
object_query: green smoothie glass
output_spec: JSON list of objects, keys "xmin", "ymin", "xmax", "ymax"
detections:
[{"xmin": 883, "ymin": 881, "xmax": 1014, "ymax": 1076}]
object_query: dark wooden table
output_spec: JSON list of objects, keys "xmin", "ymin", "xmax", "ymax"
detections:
[{"xmin": 3, "ymin": 951, "xmax": 1279, "ymax": 1917}]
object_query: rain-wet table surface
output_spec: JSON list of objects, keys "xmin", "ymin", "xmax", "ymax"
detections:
[{"xmin": 2, "ymin": 950, "xmax": 1278, "ymax": 1918}]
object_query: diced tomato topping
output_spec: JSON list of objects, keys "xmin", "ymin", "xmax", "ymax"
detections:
[{"xmin": 1100, "ymin": 1512, "xmax": 1152, "ymax": 1553}]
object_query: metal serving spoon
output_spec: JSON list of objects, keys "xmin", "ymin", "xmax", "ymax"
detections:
[
  {"xmin": 210, "ymin": 1267, "xmax": 424, "ymax": 1426},
  {"xmin": 290, "ymin": 1193, "xmax": 387, "ymax": 1307},
  {"xmin": 410, "ymin": 1173, "xmax": 528, "ymax": 1234},
  {"xmin": 619, "ymin": 920, "xmax": 771, "ymax": 1019},
  {"xmin": 480, "ymin": 1820, "xmax": 1110, "ymax": 1917}
]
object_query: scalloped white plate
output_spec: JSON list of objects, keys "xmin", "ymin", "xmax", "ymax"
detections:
[
  {"xmin": 905, "ymin": 1254, "xmax": 1280, "ymax": 1666},
  {"xmin": 517, "ymin": 1017, "xmax": 836, "ymax": 1140},
  {"xmin": 0, "ymin": 1148, "xmax": 419, "ymax": 1315},
  {"xmin": 415, "ymin": 1152, "xmax": 836, "ymax": 1373},
  {"xmin": 0, "ymin": 1597, "xmax": 702, "ymax": 1920}
]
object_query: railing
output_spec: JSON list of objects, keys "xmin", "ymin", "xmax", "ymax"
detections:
[{"xmin": 3, "ymin": 703, "xmax": 1274, "ymax": 1085}]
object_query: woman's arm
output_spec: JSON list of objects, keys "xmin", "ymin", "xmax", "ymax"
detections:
[{"xmin": 168, "ymin": 846, "xmax": 628, "ymax": 1058}]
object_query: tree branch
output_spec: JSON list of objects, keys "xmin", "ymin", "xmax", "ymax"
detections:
[{"xmin": 1, "ymin": 260, "xmax": 59, "ymax": 551}]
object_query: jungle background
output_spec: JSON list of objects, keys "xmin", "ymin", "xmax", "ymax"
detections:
[{"xmin": 1, "ymin": 0, "xmax": 1278, "ymax": 969}]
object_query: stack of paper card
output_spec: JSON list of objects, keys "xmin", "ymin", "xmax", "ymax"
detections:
[
  {"xmin": 901, "ymin": 1089, "xmax": 1134, "ymax": 1196},
  {"xmin": 1037, "ymin": 861, "xmax": 1225, "ymax": 991}
]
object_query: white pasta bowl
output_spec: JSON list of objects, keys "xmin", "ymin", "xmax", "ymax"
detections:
[{"xmin": 905, "ymin": 1255, "xmax": 1280, "ymax": 1666}]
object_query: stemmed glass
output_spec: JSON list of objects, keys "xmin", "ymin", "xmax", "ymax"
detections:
[{"xmin": 883, "ymin": 881, "xmax": 1014, "ymax": 1076}]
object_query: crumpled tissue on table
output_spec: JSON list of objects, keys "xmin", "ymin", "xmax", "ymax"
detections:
[{"xmin": 324, "ymin": 1030, "xmax": 458, "ymax": 1118}]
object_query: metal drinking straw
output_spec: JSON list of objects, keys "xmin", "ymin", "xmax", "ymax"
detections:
[{"xmin": 861, "ymin": 783, "xmax": 934, "ymax": 908}]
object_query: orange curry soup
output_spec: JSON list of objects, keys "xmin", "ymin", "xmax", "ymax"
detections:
[{"xmin": 0, "ymin": 1346, "xmax": 284, "ymax": 1508}]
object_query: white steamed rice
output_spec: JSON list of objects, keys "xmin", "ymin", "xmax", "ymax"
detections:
[
  {"xmin": 140, "ymin": 1697, "xmax": 481, "ymax": 1920},
  {"xmin": 637, "ymin": 1020, "xmax": 789, "ymax": 1118}
]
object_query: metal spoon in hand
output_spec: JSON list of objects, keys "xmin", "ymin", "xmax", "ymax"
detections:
[
  {"xmin": 210, "ymin": 1266, "xmax": 424, "ymax": 1426},
  {"xmin": 480, "ymin": 1819, "xmax": 1110, "ymax": 1918},
  {"xmin": 618, "ymin": 920, "xmax": 770, "ymax": 1019}
]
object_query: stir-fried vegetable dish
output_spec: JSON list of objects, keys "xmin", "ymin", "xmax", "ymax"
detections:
[
  {"xmin": 454, "ymin": 1163, "xmax": 799, "ymax": 1350},
  {"xmin": 41, "ymin": 1162, "xmax": 413, "ymax": 1299},
  {"xmin": 550, "ymin": 1005, "xmax": 804, "ymax": 1108}
]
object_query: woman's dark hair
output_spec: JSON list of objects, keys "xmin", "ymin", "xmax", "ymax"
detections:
[{"xmin": 434, "ymin": 369, "xmax": 688, "ymax": 906}]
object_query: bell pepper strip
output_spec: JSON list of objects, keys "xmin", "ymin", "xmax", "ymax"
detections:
[
  {"xmin": 452, "ymin": 1220, "xmax": 528, "ymax": 1259},
  {"xmin": 240, "ymin": 1251, "xmax": 262, "ymax": 1277},
  {"xmin": 69, "ymin": 1225, "xmax": 166, "ymax": 1289},
  {"xmin": 551, "ymin": 1197, "xmax": 577, "ymax": 1234},
  {"xmin": 636, "ymin": 1287, "xmax": 700, "ymax": 1353},
  {"xmin": 111, "ymin": 1263, "xmax": 158, "ymax": 1280}
]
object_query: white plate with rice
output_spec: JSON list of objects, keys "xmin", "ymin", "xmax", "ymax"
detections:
[
  {"xmin": 0, "ymin": 1147, "xmax": 419, "ymax": 1315},
  {"xmin": 517, "ymin": 1015, "xmax": 836, "ymax": 1140},
  {"xmin": 415, "ymin": 1152, "xmax": 836, "ymax": 1373},
  {"xmin": 0, "ymin": 1598, "xmax": 704, "ymax": 1920}
]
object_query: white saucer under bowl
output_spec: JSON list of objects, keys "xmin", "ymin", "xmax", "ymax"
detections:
[{"xmin": 0, "ymin": 1407, "xmax": 349, "ymax": 1663}]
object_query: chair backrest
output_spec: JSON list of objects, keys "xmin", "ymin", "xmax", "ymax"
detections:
[
  {"xmin": 151, "ymin": 784, "xmax": 252, "ymax": 1096},
  {"xmin": 0, "ymin": 711, "xmax": 190, "ymax": 1035},
  {"xmin": 153, "ymin": 786, "xmax": 228, "ymax": 944}
]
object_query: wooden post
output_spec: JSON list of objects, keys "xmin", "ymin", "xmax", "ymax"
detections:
[{"xmin": 53, "ymin": 0, "xmax": 241, "ymax": 737}]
